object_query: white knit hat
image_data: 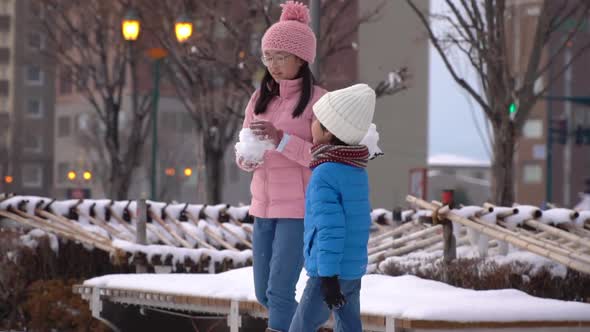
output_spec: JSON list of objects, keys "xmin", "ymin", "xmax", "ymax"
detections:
[{"xmin": 313, "ymin": 84, "xmax": 376, "ymax": 145}]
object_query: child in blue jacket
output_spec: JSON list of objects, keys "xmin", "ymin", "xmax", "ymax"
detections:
[{"xmin": 289, "ymin": 84, "xmax": 376, "ymax": 332}]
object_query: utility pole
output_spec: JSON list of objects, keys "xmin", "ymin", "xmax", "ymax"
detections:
[{"xmin": 310, "ymin": 0, "xmax": 320, "ymax": 79}]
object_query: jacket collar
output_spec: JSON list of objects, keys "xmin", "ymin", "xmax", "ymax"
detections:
[{"xmin": 278, "ymin": 77, "xmax": 303, "ymax": 98}]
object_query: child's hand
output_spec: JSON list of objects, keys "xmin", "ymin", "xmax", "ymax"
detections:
[
  {"xmin": 250, "ymin": 120, "xmax": 284, "ymax": 146},
  {"xmin": 320, "ymin": 276, "xmax": 346, "ymax": 310}
]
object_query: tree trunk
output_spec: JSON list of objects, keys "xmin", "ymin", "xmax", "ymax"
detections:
[
  {"xmin": 491, "ymin": 121, "xmax": 516, "ymax": 206},
  {"xmin": 204, "ymin": 146, "xmax": 225, "ymax": 204},
  {"xmin": 114, "ymin": 170, "xmax": 133, "ymax": 201}
]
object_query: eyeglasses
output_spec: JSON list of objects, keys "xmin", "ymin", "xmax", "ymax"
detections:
[{"xmin": 260, "ymin": 54, "xmax": 292, "ymax": 67}]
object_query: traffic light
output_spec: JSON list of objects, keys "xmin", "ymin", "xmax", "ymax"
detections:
[
  {"xmin": 509, "ymin": 103, "xmax": 517, "ymax": 115},
  {"xmin": 549, "ymin": 119, "xmax": 567, "ymax": 145}
]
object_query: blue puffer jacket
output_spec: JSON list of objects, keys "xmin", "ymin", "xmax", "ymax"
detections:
[{"xmin": 303, "ymin": 162, "xmax": 371, "ymax": 280}]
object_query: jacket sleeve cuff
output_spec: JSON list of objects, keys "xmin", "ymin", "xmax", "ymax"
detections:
[
  {"xmin": 276, "ymin": 133, "xmax": 290, "ymax": 152},
  {"xmin": 318, "ymin": 263, "xmax": 341, "ymax": 277}
]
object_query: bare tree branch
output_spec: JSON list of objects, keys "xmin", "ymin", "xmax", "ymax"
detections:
[
  {"xmin": 39, "ymin": 0, "xmax": 152, "ymax": 199},
  {"xmin": 407, "ymin": 0, "xmax": 492, "ymax": 118}
]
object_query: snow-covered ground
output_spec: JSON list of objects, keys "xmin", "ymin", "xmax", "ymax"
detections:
[{"xmin": 84, "ymin": 266, "xmax": 590, "ymax": 322}]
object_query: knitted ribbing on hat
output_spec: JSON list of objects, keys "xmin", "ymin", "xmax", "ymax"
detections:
[{"xmin": 261, "ymin": 1, "xmax": 317, "ymax": 64}]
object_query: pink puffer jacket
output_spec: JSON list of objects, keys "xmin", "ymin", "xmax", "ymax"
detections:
[{"xmin": 237, "ymin": 78, "xmax": 327, "ymax": 218}]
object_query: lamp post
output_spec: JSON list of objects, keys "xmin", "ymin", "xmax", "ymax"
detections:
[{"xmin": 121, "ymin": 10, "xmax": 194, "ymax": 200}]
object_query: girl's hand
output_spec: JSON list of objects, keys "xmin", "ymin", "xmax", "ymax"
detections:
[
  {"xmin": 238, "ymin": 156, "xmax": 262, "ymax": 172},
  {"xmin": 250, "ymin": 120, "xmax": 284, "ymax": 146}
]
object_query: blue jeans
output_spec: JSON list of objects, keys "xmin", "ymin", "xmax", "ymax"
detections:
[
  {"xmin": 289, "ymin": 277, "xmax": 362, "ymax": 332},
  {"xmin": 253, "ymin": 218, "xmax": 304, "ymax": 331}
]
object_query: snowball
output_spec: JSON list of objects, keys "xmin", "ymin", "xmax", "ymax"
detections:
[{"xmin": 235, "ymin": 128, "xmax": 275, "ymax": 163}]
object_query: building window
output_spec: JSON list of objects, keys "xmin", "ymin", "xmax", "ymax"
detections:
[
  {"xmin": 0, "ymin": 0, "xmax": 11, "ymax": 15},
  {"xmin": 28, "ymin": 32, "xmax": 44, "ymax": 50},
  {"xmin": 25, "ymin": 65, "xmax": 43, "ymax": 85},
  {"xmin": 526, "ymin": 6, "xmax": 540, "ymax": 16},
  {"xmin": 0, "ymin": 65, "xmax": 8, "ymax": 80},
  {"xmin": 77, "ymin": 113, "xmax": 89, "ymax": 131},
  {"xmin": 180, "ymin": 113, "xmax": 193, "ymax": 133},
  {"xmin": 22, "ymin": 163, "xmax": 43, "ymax": 188},
  {"xmin": 523, "ymin": 119, "xmax": 543, "ymax": 139},
  {"xmin": 473, "ymin": 171, "xmax": 484, "ymax": 179},
  {"xmin": 522, "ymin": 164, "xmax": 542, "ymax": 184},
  {"xmin": 76, "ymin": 67, "xmax": 88, "ymax": 90},
  {"xmin": 57, "ymin": 116, "xmax": 71, "ymax": 137},
  {"xmin": 57, "ymin": 162, "xmax": 68, "ymax": 184},
  {"xmin": 59, "ymin": 66, "xmax": 72, "ymax": 94},
  {"xmin": 161, "ymin": 112, "xmax": 176, "ymax": 130},
  {"xmin": 23, "ymin": 134, "xmax": 41, "ymax": 153},
  {"xmin": 0, "ymin": 96, "xmax": 7, "ymax": 112},
  {"xmin": 26, "ymin": 98, "xmax": 43, "ymax": 118},
  {"xmin": 30, "ymin": 1, "xmax": 43, "ymax": 18},
  {"xmin": 0, "ymin": 31, "xmax": 10, "ymax": 47}
]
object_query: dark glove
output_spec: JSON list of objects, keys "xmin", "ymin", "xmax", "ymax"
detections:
[{"xmin": 320, "ymin": 276, "xmax": 346, "ymax": 310}]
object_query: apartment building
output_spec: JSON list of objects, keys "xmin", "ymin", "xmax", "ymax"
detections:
[
  {"xmin": 0, "ymin": 0, "xmax": 55, "ymax": 197},
  {"xmin": 509, "ymin": 0, "xmax": 590, "ymax": 207}
]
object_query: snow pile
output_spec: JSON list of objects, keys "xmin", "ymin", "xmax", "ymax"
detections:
[
  {"xmin": 359, "ymin": 123, "xmax": 383, "ymax": 159},
  {"xmin": 20, "ymin": 229, "xmax": 59, "ymax": 255},
  {"xmin": 574, "ymin": 193, "xmax": 590, "ymax": 211},
  {"xmin": 576, "ymin": 211, "xmax": 590, "ymax": 228},
  {"xmin": 540, "ymin": 208, "xmax": 578, "ymax": 225},
  {"xmin": 370, "ymin": 208, "xmax": 393, "ymax": 223},
  {"xmin": 428, "ymin": 154, "xmax": 490, "ymax": 167},
  {"xmin": 0, "ymin": 195, "xmax": 50, "ymax": 215},
  {"xmin": 112, "ymin": 240, "xmax": 252, "ymax": 271},
  {"xmin": 83, "ymin": 266, "xmax": 590, "ymax": 322},
  {"xmin": 234, "ymin": 128, "xmax": 275, "ymax": 164},
  {"xmin": 226, "ymin": 205, "xmax": 250, "ymax": 221}
]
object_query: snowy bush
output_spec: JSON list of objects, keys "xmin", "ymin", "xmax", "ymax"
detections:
[{"xmin": 380, "ymin": 253, "xmax": 590, "ymax": 301}]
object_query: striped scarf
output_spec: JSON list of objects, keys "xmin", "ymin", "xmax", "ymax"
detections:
[{"xmin": 310, "ymin": 144, "xmax": 369, "ymax": 169}]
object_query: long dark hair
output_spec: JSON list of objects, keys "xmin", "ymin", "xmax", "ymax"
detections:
[{"xmin": 254, "ymin": 63, "xmax": 315, "ymax": 118}]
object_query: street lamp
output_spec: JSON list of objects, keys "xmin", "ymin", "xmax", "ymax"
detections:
[
  {"xmin": 122, "ymin": 10, "xmax": 193, "ymax": 201},
  {"xmin": 183, "ymin": 167, "xmax": 193, "ymax": 177},
  {"xmin": 165, "ymin": 168, "xmax": 176, "ymax": 176},
  {"xmin": 83, "ymin": 171, "xmax": 92, "ymax": 181},
  {"xmin": 175, "ymin": 15, "xmax": 194, "ymax": 43},
  {"xmin": 122, "ymin": 10, "xmax": 141, "ymax": 41},
  {"xmin": 67, "ymin": 171, "xmax": 77, "ymax": 181}
]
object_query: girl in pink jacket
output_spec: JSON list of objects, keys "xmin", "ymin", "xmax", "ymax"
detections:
[{"xmin": 236, "ymin": 2, "xmax": 326, "ymax": 331}]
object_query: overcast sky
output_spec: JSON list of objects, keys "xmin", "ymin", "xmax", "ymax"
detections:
[{"xmin": 427, "ymin": 0, "xmax": 491, "ymax": 162}]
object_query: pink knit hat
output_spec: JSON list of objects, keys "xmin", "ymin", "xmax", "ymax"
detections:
[{"xmin": 261, "ymin": 1, "xmax": 316, "ymax": 64}]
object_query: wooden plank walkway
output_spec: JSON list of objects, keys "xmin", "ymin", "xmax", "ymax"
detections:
[{"xmin": 73, "ymin": 285, "xmax": 590, "ymax": 332}]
